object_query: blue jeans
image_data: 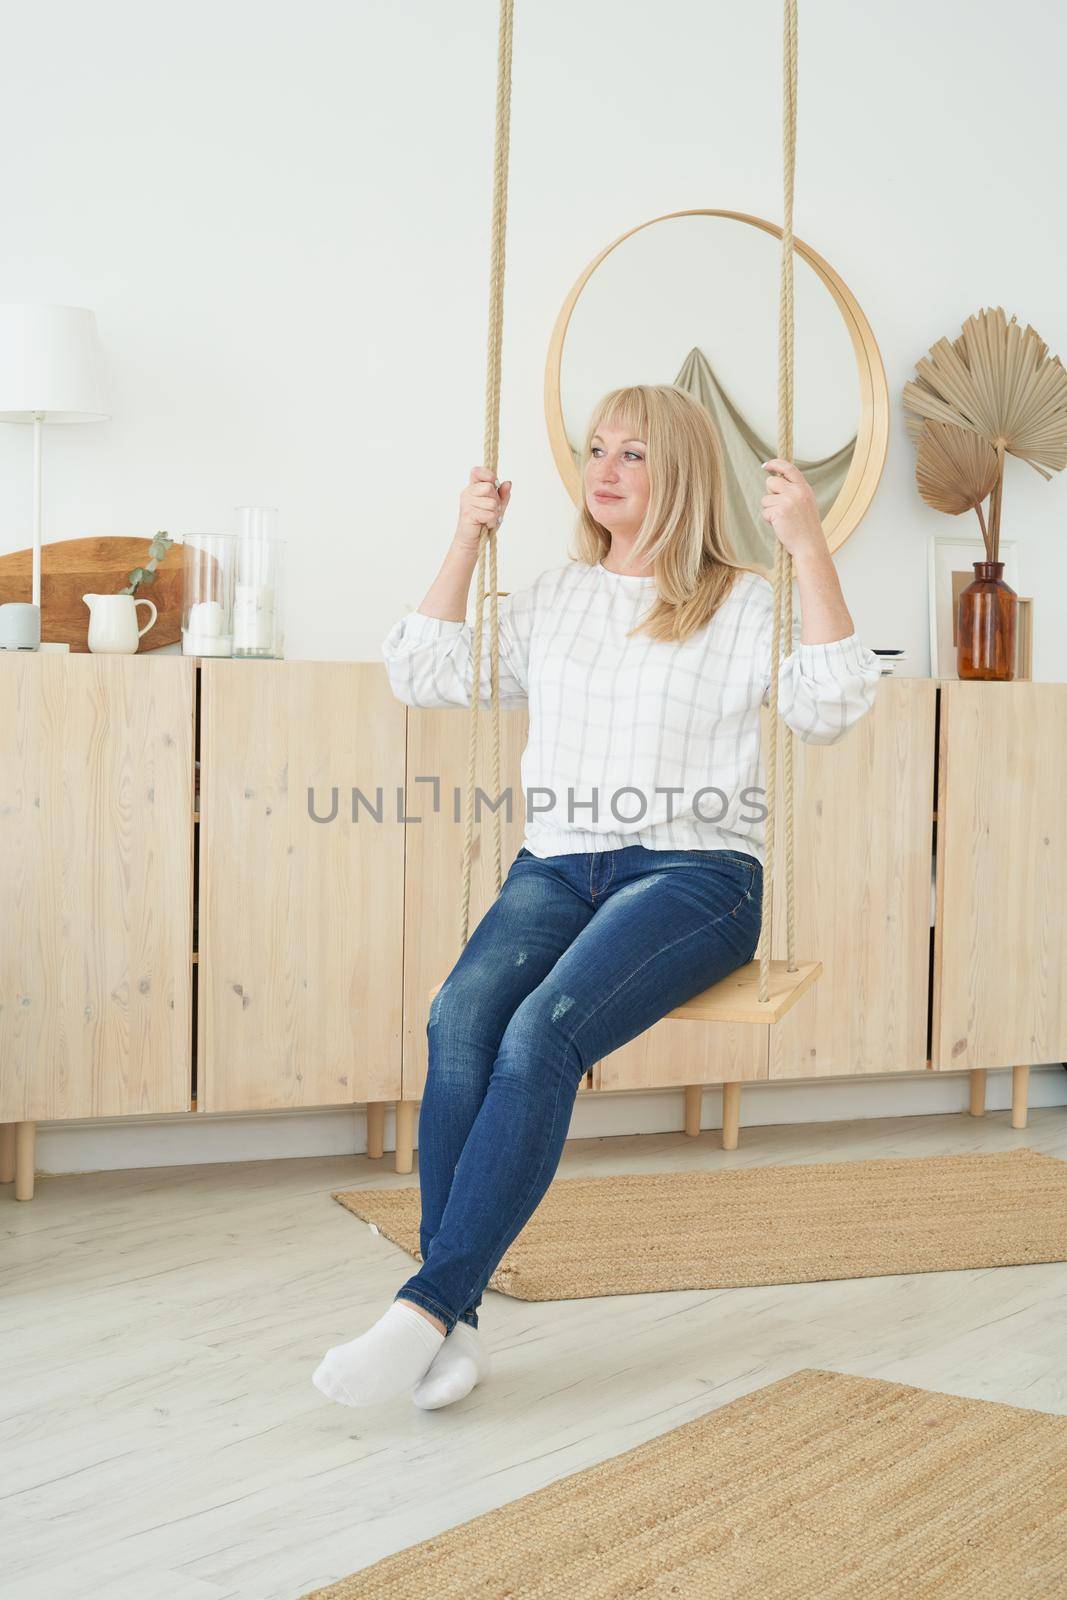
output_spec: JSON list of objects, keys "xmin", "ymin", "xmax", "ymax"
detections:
[{"xmin": 394, "ymin": 844, "xmax": 763, "ymax": 1336}]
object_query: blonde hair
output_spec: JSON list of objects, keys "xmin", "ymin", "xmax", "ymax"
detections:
[{"xmin": 570, "ymin": 384, "xmax": 755, "ymax": 643}]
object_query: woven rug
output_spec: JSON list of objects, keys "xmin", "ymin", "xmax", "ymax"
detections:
[
  {"xmin": 300, "ymin": 1367, "xmax": 1067, "ymax": 1598},
  {"xmin": 332, "ymin": 1147, "xmax": 1067, "ymax": 1300}
]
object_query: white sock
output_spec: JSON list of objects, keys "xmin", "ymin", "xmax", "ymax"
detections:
[
  {"xmin": 411, "ymin": 1321, "xmax": 491, "ymax": 1411},
  {"xmin": 312, "ymin": 1300, "xmax": 445, "ymax": 1408}
]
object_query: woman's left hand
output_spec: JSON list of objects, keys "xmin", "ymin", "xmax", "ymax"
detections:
[{"xmin": 759, "ymin": 459, "xmax": 826, "ymax": 558}]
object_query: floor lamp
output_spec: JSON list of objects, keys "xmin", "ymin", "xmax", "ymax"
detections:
[{"xmin": 0, "ymin": 304, "xmax": 109, "ymax": 638}]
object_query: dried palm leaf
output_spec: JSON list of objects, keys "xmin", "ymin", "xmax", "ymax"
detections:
[
  {"xmin": 903, "ymin": 306, "xmax": 1067, "ymax": 481},
  {"xmin": 904, "ymin": 306, "xmax": 1067, "ymax": 561},
  {"xmin": 915, "ymin": 419, "xmax": 1000, "ymax": 518}
]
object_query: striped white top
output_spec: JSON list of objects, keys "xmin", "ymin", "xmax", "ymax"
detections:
[{"xmin": 381, "ymin": 559, "xmax": 881, "ymax": 864}]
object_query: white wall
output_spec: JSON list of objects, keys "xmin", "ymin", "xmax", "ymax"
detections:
[
  {"xmin": 3, "ymin": 1, "xmax": 1065, "ymax": 1170},
  {"xmin": 2, "ymin": 0, "xmax": 1066, "ymax": 672},
  {"xmin": 559, "ymin": 216, "xmax": 859, "ymax": 459}
]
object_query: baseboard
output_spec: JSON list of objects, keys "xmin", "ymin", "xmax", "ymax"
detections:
[{"xmin": 26, "ymin": 1065, "xmax": 1067, "ymax": 1177}]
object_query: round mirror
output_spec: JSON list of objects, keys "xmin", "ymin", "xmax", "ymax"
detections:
[{"xmin": 544, "ymin": 209, "xmax": 888, "ymax": 573}]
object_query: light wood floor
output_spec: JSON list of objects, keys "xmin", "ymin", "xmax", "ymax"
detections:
[{"xmin": 3, "ymin": 1108, "xmax": 1066, "ymax": 1600}]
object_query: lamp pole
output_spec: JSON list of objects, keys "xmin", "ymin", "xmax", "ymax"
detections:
[{"xmin": 32, "ymin": 412, "xmax": 43, "ymax": 609}]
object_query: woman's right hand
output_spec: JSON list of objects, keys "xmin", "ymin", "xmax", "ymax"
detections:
[{"xmin": 454, "ymin": 466, "xmax": 512, "ymax": 552}]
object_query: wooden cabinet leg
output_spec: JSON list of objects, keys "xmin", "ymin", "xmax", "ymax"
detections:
[
  {"xmin": 394, "ymin": 1101, "xmax": 416, "ymax": 1175},
  {"xmin": 366, "ymin": 1102, "xmax": 386, "ymax": 1160},
  {"xmin": 14, "ymin": 1122, "xmax": 36, "ymax": 1201},
  {"xmin": 969, "ymin": 1069, "xmax": 987, "ymax": 1116},
  {"xmin": 1011, "ymin": 1064, "xmax": 1030, "ymax": 1130},
  {"xmin": 0, "ymin": 1123, "xmax": 15, "ymax": 1184},
  {"xmin": 683, "ymin": 1085, "xmax": 702, "ymax": 1137},
  {"xmin": 721, "ymin": 1083, "xmax": 741, "ymax": 1151}
]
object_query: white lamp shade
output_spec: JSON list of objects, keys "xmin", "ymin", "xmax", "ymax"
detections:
[{"xmin": 0, "ymin": 303, "xmax": 109, "ymax": 422}]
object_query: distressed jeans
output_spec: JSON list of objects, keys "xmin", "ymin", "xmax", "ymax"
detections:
[{"xmin": 394, "ymin": 843, "xmax": 763, "ymax": 1336}]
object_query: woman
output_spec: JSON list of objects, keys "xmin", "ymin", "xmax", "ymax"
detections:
[{"xmin": 313, "ymin": 384, "xmax": 880, "ymax": 1411}]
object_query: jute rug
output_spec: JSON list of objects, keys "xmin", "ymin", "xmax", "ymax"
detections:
[
  {"xmin": 332, "ymin": 1147, "xmax": 1067, "ymax": 1300},
  {"xmin": 300, "ymin": 1367, "xmax": 1067, "ymax": 1598}
]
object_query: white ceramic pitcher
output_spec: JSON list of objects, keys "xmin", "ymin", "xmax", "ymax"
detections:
[{"xmin": 83, "ymin": 593, "xmax": 158, "ymax": 654}]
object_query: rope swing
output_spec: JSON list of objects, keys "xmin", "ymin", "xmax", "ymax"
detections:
[
  {"xmin": 458, "ymin": 0, "xmax": 514, "ymax": 949},
  {"xmin": 451, "ymin": 0, "xmax": 817, "ymax": 1025},
  {"xmin": 759, "ymin": 0, "xmax": 800, "ymax": 997}
]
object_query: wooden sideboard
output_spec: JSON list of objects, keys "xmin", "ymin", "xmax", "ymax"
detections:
[{"xmin": 2, "ymin": 657, "xmax": 1064, "ymax": 1198}]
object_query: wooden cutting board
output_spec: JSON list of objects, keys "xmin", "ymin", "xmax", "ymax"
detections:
[{"xmin": 0, "ymin": 536, "xmax": 184, "ymax": 652}]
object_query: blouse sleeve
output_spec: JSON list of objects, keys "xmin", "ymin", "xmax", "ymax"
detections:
[
  {"xmin": 380, "ymin": 587, "xmax": 534, "ymax": 709},
  {"xmin": 758, "ymin": 584, "xmax": 882, "ymax": 745}
]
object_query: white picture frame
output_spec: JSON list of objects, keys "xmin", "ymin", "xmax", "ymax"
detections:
[{"xmin": 927, "ymin": 536, "xmax": 1022, "ymax": 680}]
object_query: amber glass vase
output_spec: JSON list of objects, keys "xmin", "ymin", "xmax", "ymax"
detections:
[{"xmin": 957, "ymin": 561, "xmax": 1017, "ymax": 680}]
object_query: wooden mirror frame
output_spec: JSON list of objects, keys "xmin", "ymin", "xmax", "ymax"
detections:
[{"xmin": 544, "ymin": 208, "xmax": 889, "ymax": 565}]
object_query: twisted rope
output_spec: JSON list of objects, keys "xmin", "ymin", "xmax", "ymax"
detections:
[
  {"xmin": 757, "ymin": 0, "xmax": 799, "ymax": 1001},
  {"xmin": 459, "ymin": 0, "xmax": 513, "ymax": 950}
]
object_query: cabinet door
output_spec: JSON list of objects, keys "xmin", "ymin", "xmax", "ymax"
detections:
[
  {"xmin": 932, "ymin": 682, "xmax": 1067, "ymax": 1072},
  {"xmin": 198, "ymin": 662, "xmax": 405, "ymax": 1111},
  {"xmin": 769, "ymin": 678, "xmax": 936, "ymax": 1079},
  {"xmin": 602, "ymin": 684, "xmax": 936, "ymax": 1090},
  {"xmin": 0, "ymin": 656, "xmax": 194, "ymax": 1120},
  {"xmin": 402, "ymin": 705, "xmax": 528, "ymax": 1099},
  {"xmin": 404, "ymin": 705, "xmax": 766, "ymax": 1095}
]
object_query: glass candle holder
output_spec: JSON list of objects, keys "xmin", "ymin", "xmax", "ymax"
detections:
[
  {"xmin": 232, "ymin": 506, "xmax": 285, "ymax": 660},
  {"xmin": 181, "ymin": 534, "xmax": 236, "ymax": 657}
]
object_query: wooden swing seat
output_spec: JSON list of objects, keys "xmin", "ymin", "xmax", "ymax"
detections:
[
  {"xmin": 428, "ymin": 958, "xmax": 820, "ymax": 1029},
  {"xmin": 662, "ymin": 958, "xmax": 821, "ymax": 1024}
]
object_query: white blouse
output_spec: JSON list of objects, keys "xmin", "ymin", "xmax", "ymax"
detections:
[{"xmin": 381, "ymin": 559, "xmax": 881, "ymax": 865}]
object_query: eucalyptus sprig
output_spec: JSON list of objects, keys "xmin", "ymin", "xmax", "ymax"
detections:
[{"xmin": 121, "ymin": 532, "xmax": 174, "ymax": 596}]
